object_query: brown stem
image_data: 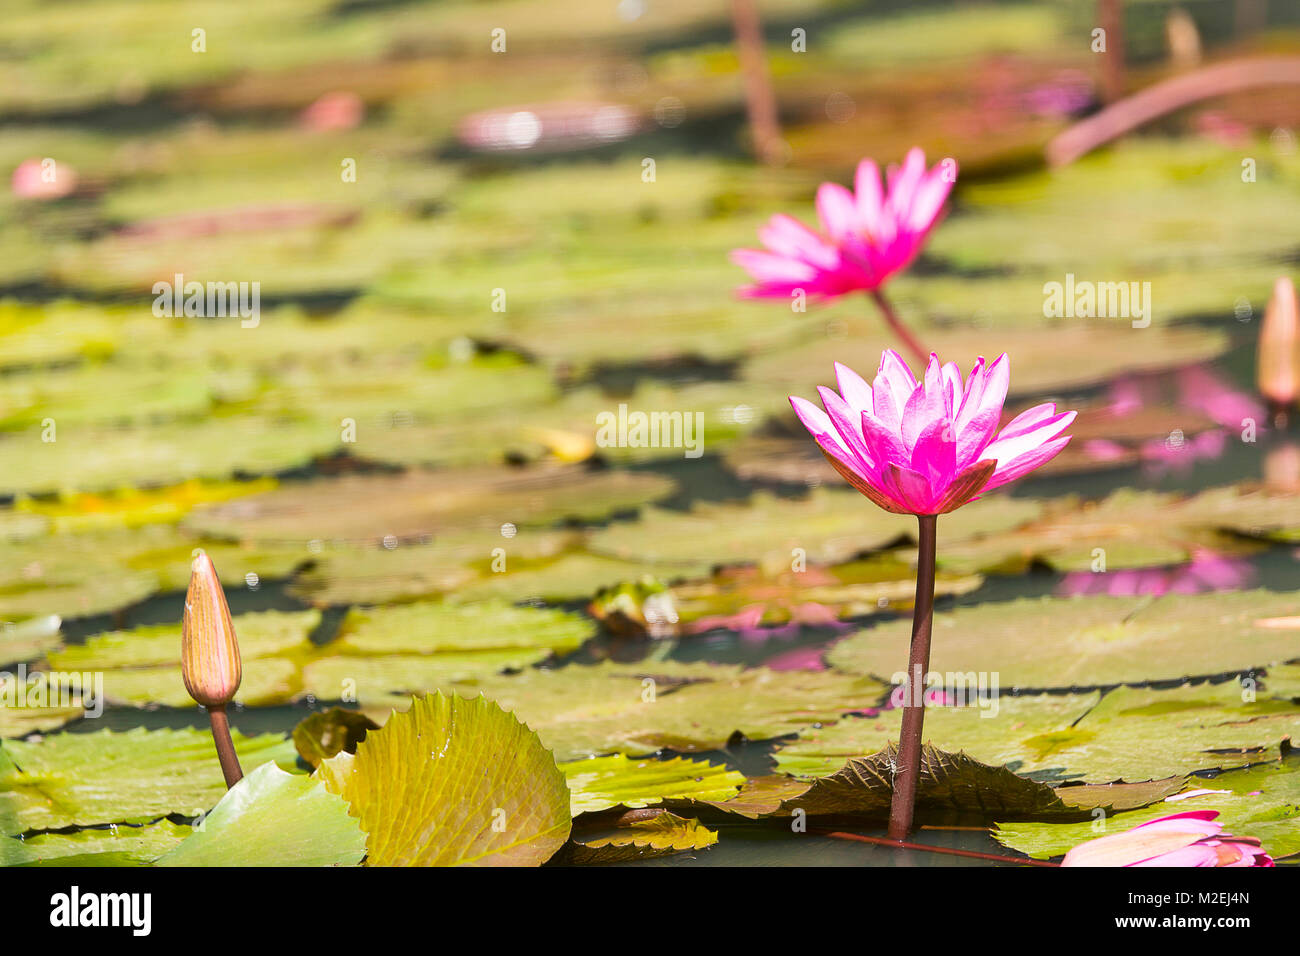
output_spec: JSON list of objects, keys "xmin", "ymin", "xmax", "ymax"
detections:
[
  {"xmin": 730, "ymin": 0, "xmax": 783, "ymax": 166},
  {"xmin": 1098, "ymin": 0, "xmax": 1126, "ymax": 104},
  {"xmin": 1047, "ymin": 57, "xmax": 1300, "ymax": 166},
  {"xmin": 817, "ymin": 829, "xmax": 1059, "ymax": 867},
  {"xmin": 869, "ymin": 289, "xmax": 928, "ymax": 365},
  {"xmin": 208, "ymin": 704, "xmax": 244, "ymax": 789},
  {"xmin": 886, "ymin": 513, "xmax": 937, "ymax": 842}
]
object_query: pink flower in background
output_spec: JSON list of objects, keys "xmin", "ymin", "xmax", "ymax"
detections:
[
  {"xmin": 1061, "ymin": 811, "xmax": 1273, "ymax": 867},
  {"xmin": 300, "ymin": 91, "xmax": 365, "ymax": 132},
  {"xmin": 790, "ymin": 350, "xmax": 1075, "ymax": 515},
  {"xmin": 11, "ymin": 158, "xmax": 76, "ymax": 200},
  {"xmin": 732, "ymin": 148, "xmax": 954, "ymax": 302}
]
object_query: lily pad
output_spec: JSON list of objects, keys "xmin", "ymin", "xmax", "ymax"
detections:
[
  {"xmin": 0, "ymin": 616, "xmax": 61, "ymax": 667},
  {"xmin": 1, "ymin": 820, "xmax": 192, "ymax": 867},
  {"xmin": 827, "ymin": 590, "xmax": 1300, "ymax": 689},
  {"xmin": 333, "ymin": 599, "xmax": 594, "ymax": 656},
  {"xmin": 561, "ymin": 811, "xmax": 718, "ymax": 864},
  {"xmin": 0, "ymin": 727, "xmax": 298, "ymax": 836},
  {"xmin": 562, "ymin": 753, "xmax": 745, "ymax": 816},
  {"xmin": 773, "ymin": 692, "xmax": 1097, "ymax": 777},
  {"xmin": 995, "ymin": 756, "xmax": 1300, "ymax": 861},
  {"xmin": 588, "ymin": 489, "xmax": 1042, "ymax": 574},
  {"xmin": 185, "ymin": 465, "xmax": 675, "ymax": 544},
  {"xmin": 317, "ymin": 692, "xmax": 571, "ymax": 866},
  {"xmin": 46, "ymin": 609, "xmax": 319, "ymax": 708},
  {"xmin": 156, "ymin": 762, "xmax": 366, "ymax": 867},
  {"xmin": 361, "ymin": 661, "xmax": 884, "ymax": 761},
  {"xmin": 730, "ymin": 745, "xmax": 1182, "ymax": 822}
]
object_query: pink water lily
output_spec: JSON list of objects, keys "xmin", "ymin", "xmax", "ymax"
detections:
[
  {"xmin": 733, "ymin": 148, "xmax": 953, "ymax": 301},
  {"xmin": 790, "ymin": 349, "xmax": 1076, "ymax": 515},
  {"xmin": 1061, "ymin": 811, "xmax": 1274, "ymax": 867},
  {"xmin": 731, "ymin": 148, "xmax": 955, "ymax": 362}
]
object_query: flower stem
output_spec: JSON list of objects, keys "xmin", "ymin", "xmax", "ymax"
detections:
[
  {"xmin": 816, "ymin": 829, "xmax": 1059, "ymax": 867},
  {"xmin": 869, "ymin": 289, "xmax": 928, "ymax": 365},
  {"xmin": 207, "ymin": 704, "xmax": 244, "ymax": 789},
  {"xmin": 887, "ymin": 512, "xmax": 937, "ymax": 842}
]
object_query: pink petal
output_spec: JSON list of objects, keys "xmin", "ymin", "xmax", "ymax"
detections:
[
  {"xmin": 817, "ymin": 385, "xmax": 876, "ymax": 469},
  {"xmin": 816, "ymin": 181, "xmax": 859, "ymax": 242},
  {"xmin": 982, "ymin": 434, "xmax": 1072, "ymax": 492},
  {"xmin": 833, "ymin": 361, "xmax": 875, "ymax": 417}
]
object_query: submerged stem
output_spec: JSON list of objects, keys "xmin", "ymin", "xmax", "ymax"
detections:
[
  {"xmin": 208, "ymin": 704, "xmax": 244, "ymax": 789},
  {"xmin": 869, "ymin": 289, "xmax": 928, "ymax": 365},
  {"xmin": 886, "ymin": 513, "xmax": 937, "ymax": 842}
]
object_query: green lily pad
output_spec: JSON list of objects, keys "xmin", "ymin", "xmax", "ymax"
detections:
[
  {"xmin": 156, "ymin": 762, "xmax": 366, "ymax": 867},
  {"xmin": 451, "ymin": 553, "xmax": 681, "ymax": 605},
  {"xmin": 334, "ymin": 600, "xmax": 594, "ymax": 656},
  {"xmin": 562, "ymin": 753, "xmax": 745, "ymax": 816},
  {"xmin": 2, "ymin": 820, "xmax": 192, "ymax": 867},
  {"xmin": 0, "ymin": 615, "xmax": 61, "ymax": 666},
  {"xmin": 318, "ymin": 692, "xmax": 571, "ymax": 866},
  {"xmin": 995, "ymin": 680, "xmax": 1300, "ymax": 783},
  {"xmin": 185, "ymin": 465, "xmax": 675, "ymax": 545},
  {"xmin": 773, "ymin": 692, "xmax": 1098, "ymax": 777},
  {"xmin": 0, "ymin": 416, "xmax": 342, "ymax": 496},
  {"xmin": 935, "ymin": 489, "xmax": 1197, "ymax": 575},
  {"xmin": 362, "ymin": 661, "xmax": 884, "ymax": 761},
  {"xmin": 589, "ymin": 489, "xmax": 1043, "ymax": 575},
  {"xmin": 728, "ymin": 745, "xmax": 1183, "ymax": 822},
  {"xmin": 827, "ymin": 590, "xmax": 1300, "ymax": 689},
  {"xmin": 47, "ymin": 609, "xmax": 319, "ymax": 708},
  {"xmin": 0, "ymin": 727, "xmax": 297, "ymax": 836},
  {"xmin": 560, "ymin": 811, "xmax": 718, "ymax": 864},
  {"xmin": 995, "ymin": 756, "xmax": 1300, "ymax": 861}
]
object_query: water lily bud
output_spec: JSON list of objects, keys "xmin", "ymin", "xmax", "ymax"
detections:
[
  {"xmin": 1257, "ymin": 276, "xmax": 1300, "ymax": 409},
  {"xmin": 181, "ymin": 553, "xmax": 242, "ymax": 708}
]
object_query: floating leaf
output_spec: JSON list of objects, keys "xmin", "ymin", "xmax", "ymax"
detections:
[
  {"xmin": 334, "ymin": 600, "xmax": 594, "ymax": 656},
  {"xmin": 727, "ymin": 745, "xmax": 1181, "ymax": 822},
  {"xmin": 156, "ymin": 762, "xmax": 366, "ymax": 867},
  {"xmin": 1, "ymin": 821, "xmax": 192, "ymax": 867},
  {"xmin": 562, "ymin": 753, "xmax": 745, "ymax": 816},
  {"xmin": 0, "ymin": 728, "xmax": 297, "ymax": 836},
  {"xmin": 0, "ymin": 615, "xmax": 61, "ymax": 667},
  {"xmin": 828, "ymin": 590, "xmax": 1300, "ymax": 689},
  {"xmin": 47, "ymin": 609, "xmax": 319, "ymax": 708},
  {"xmin": 186, "ymin": 465, "xmax": 675, "ymax": 545},
  {"xmin": 995, "ymin": 757, "xmax": 1300, "ymax": 860},
  {"xmin": 361, "ymin": 661, "xmax": 883, "ymax": 761},
  {"xmin": 318, "ymin": 693, "xmax": 571, "ymax": 866},
  {"xmin": 561, "ymin": 811, "xmax": 717, "ymax": 864},
  {"xmin": 773, "ymin": 692, "xmax": 1097, "ymax": 778}
]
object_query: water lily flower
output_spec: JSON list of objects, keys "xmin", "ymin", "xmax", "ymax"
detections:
[
  {"xmin": 1258, "ymin": 276, "xmax": 1300, "ymax": 425},
  {"xmin": 789, "ymin": 348, "xmax": 1073, "ymax": 842},
  {"xmin": 731, "ymin": 148, "xmax": 955, "ymax": 362},
  {"xmin": 182, "ymin": 553, "xmax": 244, "ymax": 787},
  {"xmin": 1062, "ymin": 811, "xmax": 1274, "ymax": 867},
  {"xmin": 790, "ymin": 350, "xmax": 1076, "ymax": 515}
]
